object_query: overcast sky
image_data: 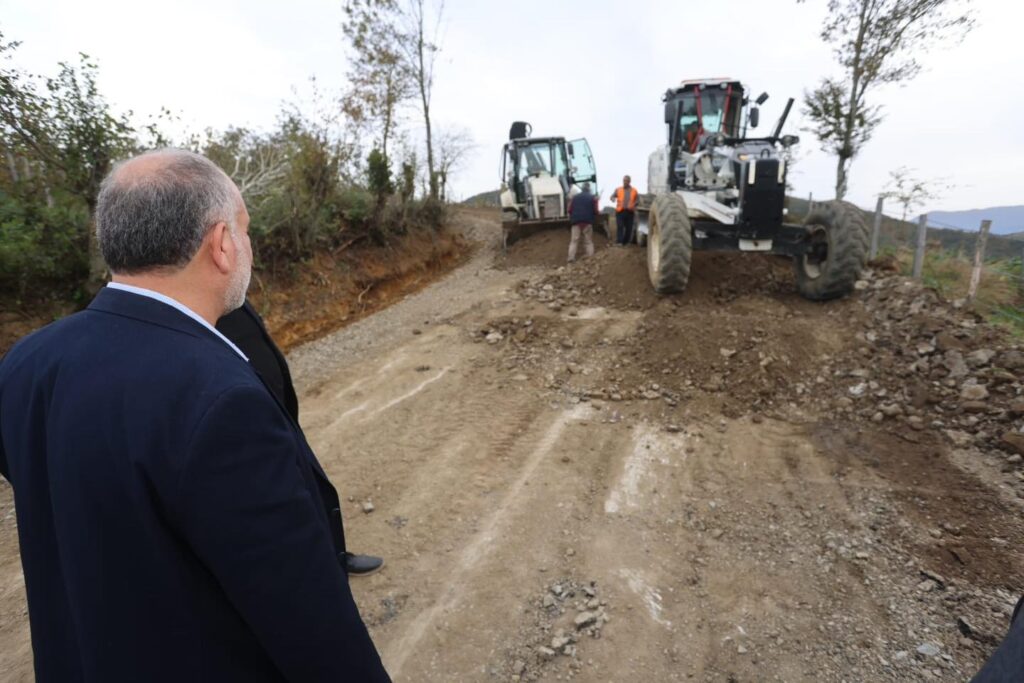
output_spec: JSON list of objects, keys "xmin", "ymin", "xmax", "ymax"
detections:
[{"xmin": 3, "ymin": 0, "xmax": 1020, "ymax": 217}]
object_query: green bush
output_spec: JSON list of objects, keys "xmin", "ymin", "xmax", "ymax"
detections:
[
  {"xmin": 338, "ymin": 186, "xmax": 375, "ymax": 229},
  {"xmin": 366, "ymin": 148, "xmax": 393, "ymax": 201},
  {"xmin": 0, "ymin": 186, "xmax": 89, "ymax": 295}
]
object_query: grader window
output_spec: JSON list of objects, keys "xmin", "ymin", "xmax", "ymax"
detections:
[{"xmin": 674, "ymin": 87, "xmax": 744, "ymax": 150}]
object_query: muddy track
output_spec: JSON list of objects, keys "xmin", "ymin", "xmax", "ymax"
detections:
[{"xmin": 1, "ymin": 209, "xmax": 1022, "ymax": 681}]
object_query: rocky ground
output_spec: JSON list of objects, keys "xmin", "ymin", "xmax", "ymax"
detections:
[{"xmin": 1, "ymin": 210, "xmax": 1022, "ymax": 681}]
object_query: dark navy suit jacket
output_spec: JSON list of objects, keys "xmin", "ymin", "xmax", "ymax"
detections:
[
  {"xmin": 0, "ymin": 287, "xmax": 389, "ymax": 682},
  {"xmin": 217, "ymin": 301, "xmax": 300, "ymax": 422}
]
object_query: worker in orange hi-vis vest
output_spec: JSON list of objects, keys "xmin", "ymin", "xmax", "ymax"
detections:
[{"xmin": 610, "ymin": 175, "xmax": 640, "ymax": 246}]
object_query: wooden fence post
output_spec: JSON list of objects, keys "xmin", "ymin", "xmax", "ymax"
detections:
[
  {"xmin": 1019, "ymin": 246, "xmax": 1024, "ymax": 303},
  {"xmin": 912, "ymin": 214, "xmax": 928, "ymax": 280},
  {"xmin": 966, "ymin": 219, "xmax": 992, "ymax": 304},
  {"xmin": 870, "ymin": 196, "xmax": 883, "ymax": 260}
]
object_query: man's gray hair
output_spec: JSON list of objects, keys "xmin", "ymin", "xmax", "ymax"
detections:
[{"xmin": 96, "ymin": 148, "xmax": 239, "ymax": 274}]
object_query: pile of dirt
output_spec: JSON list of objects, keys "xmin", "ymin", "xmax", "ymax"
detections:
[
  {"xmin": 517, "ymin": 247, "xmax": 797, "ymax": 312},
  {"xmin": 510, "ymin": 249, "xmax": 1024, "ymax": 473},
  {"xmin": 515, "ymin": 246, "xmax": 658, "ymax": 310},
  {"xmin": 510, "ymin": 249, "xmax": 857, "ymax": 418},
  {"xmin": 845, "ymin": 276, "xmax": 1022, "ymax": 439},
  {"xmin": 498, "ymin": 228, "xmax": 612, "ymax": 271}
]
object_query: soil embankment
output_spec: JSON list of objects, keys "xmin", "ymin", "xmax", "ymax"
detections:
[{"xmin": 0, "ymin": 216, "xmax": 474, "ymax": 357}]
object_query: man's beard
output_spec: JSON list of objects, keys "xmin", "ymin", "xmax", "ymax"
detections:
[{"xmin": 223, "ymin": 234, "xmax": 251, "ymax": 313}]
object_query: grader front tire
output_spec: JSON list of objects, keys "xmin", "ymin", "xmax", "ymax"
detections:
[{"xmin": 647, "ymin": 193, "xmax": 693, "ymax": 294}]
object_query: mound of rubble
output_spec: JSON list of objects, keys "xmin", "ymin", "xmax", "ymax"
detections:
[
  {"xmin": 505, "ymin": 579, "xmax": 610, "ymax": 682},
  {"xmin": 848, "ymin": 275, "xmax": 1022, "ymax": 447},
  {"xmin": 510, "ymin": 250, "xmax": 1024, "ymax": 493}
]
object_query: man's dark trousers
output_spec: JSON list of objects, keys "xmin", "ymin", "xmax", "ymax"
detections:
[
  {"xmin": 0, "ymin": 287, "xmax": 390, "ymax": 682},
  {"xmin": 617, "ymin": 210, "xmax": 636, "ymax": 245}
]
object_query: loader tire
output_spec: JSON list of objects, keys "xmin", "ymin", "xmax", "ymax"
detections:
[
  {"xmin": 647, "ymin": 193, "xmax": 692, "ymax": 294},
  {"xmin": 794, "ymin": 200, "xmax": 869, "ymax": 301}
]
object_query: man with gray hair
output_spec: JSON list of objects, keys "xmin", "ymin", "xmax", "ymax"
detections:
[{"xmin": 0, "ymin": 149, "xmax": 390, "ymax": 681}]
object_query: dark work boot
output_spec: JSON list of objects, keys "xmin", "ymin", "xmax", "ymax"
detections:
[{"xmin": 345, "ymin": 552, "xmax": 384, "ymax": 577}]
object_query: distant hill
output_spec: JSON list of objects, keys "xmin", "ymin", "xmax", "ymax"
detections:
[
  {"xmin": 920, "ymin": 206, "xmax": 1024, "ymax": 236},
  {"xmin": 463, "ymin": 189, "xmax": 501, "ymax": 207}
]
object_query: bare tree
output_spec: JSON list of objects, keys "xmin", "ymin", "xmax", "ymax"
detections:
[
  {"xmin": 434, "ymin": 124, "xmax": 473, "ymax": 201},
  {"xmin": 397, "ymin": 0, "xmax": 444, "ymax": 200},
  {"xmin": 801, "ymin": 0, "xmax": 974, "ymax": 199},
  {"xmin": 341, "ymin": 0, "xmax": 444, "ymax": 199},
  {"xmin": 881, "ymin": 165, "xmax": 951, "ymax": 222},
  {"xmin": 342, "ymin": 0, "xmax": 411, "ymax": 169},
  {"xmin": 201, "ymin": 127, "xmax": 288, "ymax": 209},
  {"xmin": 230, "ymin": 144, "xmax": 289, "ymax": 209}
]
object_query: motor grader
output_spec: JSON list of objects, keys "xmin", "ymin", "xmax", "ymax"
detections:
[
  {"xmin": 638, "ymin": 78, "xmax": 868, "ymax": 300},
  {"xmin": 498, "ymin": 121, "xmax": 610, "ymax": 249}
]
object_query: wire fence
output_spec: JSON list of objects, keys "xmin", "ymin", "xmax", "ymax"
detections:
[{"xmin": 870, "ymin": 206, "xmax": 1024, "ymax": 331}]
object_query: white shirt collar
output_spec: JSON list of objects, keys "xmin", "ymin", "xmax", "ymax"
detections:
[{"xmin": 105, "ymin": 282, "xmax": 249, "ymax": 361}]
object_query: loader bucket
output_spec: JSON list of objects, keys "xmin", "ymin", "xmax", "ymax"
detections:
[
  {"xmin": 501, "ymin": 214, "xmax": 613, "ymax": 251},
  {"xmin": 502, "ymin": 218, "xmax": 572, "ymax": 251}
]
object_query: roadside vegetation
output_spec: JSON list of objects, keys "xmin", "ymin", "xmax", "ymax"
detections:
[
  {"xmin": 889, "ymin": 248, "xmax": 1024, "ymax": 336},
  {"xmin": 0, "ymin": 0, "xmax": 467, "ymax": 311}
]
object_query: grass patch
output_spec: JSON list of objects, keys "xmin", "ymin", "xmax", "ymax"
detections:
[{"xmin": 897, "ymin": 247, "xmax": 1024, "ymax": 336}]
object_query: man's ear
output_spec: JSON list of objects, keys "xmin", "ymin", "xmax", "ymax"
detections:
[{"xmin": 208, "ymin": 221, "xmax": 233, "ymax": 275}]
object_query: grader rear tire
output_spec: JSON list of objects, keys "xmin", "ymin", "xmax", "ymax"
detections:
[
  {"xmin": 794, "ymin": 200, "xmax": 869, "ymax": 301},
  {"xmin": 647, "ymin": 193, "xmax": 692, "ymax": 294}
]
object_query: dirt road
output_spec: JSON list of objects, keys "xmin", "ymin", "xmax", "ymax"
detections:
[{"xmin": 2, "ymin": 209, "xmax": 1023, "ymax": 681}]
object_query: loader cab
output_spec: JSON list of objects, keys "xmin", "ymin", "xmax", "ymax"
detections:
[
  {"xmin": 502, "ymin": 138, "xmax": 562, "ymax": 203},
  {"xmin": 500, "ymin": 136, "xmax": 597, "ymax": 204},
  {"xmin": 664, "ymin": 79, "xmax": 745, "ymax": 152}
]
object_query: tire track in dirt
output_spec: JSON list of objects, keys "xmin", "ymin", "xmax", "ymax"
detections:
[
  {"xmin": 573, "ymin": 416, "xmax": 897, "ymax": 681},
  {"xmin": 383, "ymin": 404, "xmax": 594, "ymax": 679}
]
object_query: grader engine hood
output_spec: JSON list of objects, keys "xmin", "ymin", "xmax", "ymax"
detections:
[{"xmin": 731, "ymin": 156, "xmax": 785, "ymax": 238}]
